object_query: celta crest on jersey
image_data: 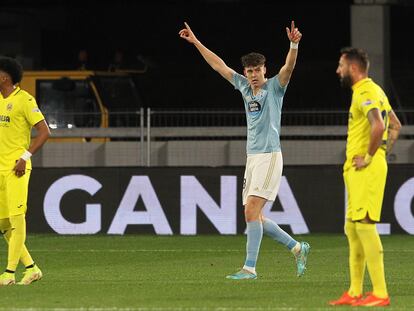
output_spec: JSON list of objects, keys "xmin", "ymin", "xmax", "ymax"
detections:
[{"xmin": 248, "ymin": 101, "xmax": 261, "ymax": 114}]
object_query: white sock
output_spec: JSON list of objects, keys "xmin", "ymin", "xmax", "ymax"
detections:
[
  {"xmin": 291, "ymin": 242, "xmax": 301, "ymax": 255},
  {"xmin": 242, "ymin": 265, "xmax": 256, "ymax": 275}
]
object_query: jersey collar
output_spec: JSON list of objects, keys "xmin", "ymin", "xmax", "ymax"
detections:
[
  {"xmin": 10, "ymin": 86, "xmax": 21, "ymax": 97},
  {"xmin": 1, "ymin": 86, "xmax": 21, "ymax": 99},
  {"xmin": 352, "ymin": 78, "xmax": 371, "ymax": 91}
]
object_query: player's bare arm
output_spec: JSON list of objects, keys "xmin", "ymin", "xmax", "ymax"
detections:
[
  {"xmin": 278, "ymin": 21, "xmax": 302, "ymax": 87},
  {"xmin": 179, "ymin": 22, "xmax": 235, "ymax": 83},
  {"xmin": 13, "ymin": 119, "xmax": 50, "ymax": 177},
  {"xmin": 387, "ymin": 110, "xmax": 402, "ymax": 153},
  {"xmin": 352, "ymin": 108, "xmax": 385, "ymax": 169}
]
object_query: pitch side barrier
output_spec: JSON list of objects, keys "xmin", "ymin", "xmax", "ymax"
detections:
[{"xmin": 27, "ymin": 165, "xmax": 414, "ymax": 235}]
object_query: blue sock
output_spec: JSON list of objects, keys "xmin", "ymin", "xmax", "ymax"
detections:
[
  {"xmin": 244, "ymin": 221, "xmax": 263, "ymax": 270},
  {"xmin": 263, "ymin": 218, "xmax": 297, "ymax": 250}
]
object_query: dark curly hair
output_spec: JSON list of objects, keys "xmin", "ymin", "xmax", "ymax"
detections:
[
  {"xmin": 241, "ymin": 52, "xmax": 266, "ymax": 68},
  {"xmin": 0, "ymin": 57, "xmax": 23, "ymax": 84}
]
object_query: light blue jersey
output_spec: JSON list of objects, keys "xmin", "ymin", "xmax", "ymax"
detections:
[{"xmin": 233, "ymin": 73, "xmax": 287, "ymax": 154}]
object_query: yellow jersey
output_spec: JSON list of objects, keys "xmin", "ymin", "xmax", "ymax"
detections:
[
  {"xmin": 344, "ymin": 78, "xmax": 390, "ymax": 171},
  {"xmin": 0, "ymin": 87, "xmax": 45, "ymax": 170}
]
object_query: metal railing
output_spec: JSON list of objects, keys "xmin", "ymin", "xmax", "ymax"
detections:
[
  {"xmin": 36, "ymin": 108, "xmax": 414, "ymax": 167},
  {"xmin": 39, "ymin": 108, "xmax": 145, "ymax": 165},
  {"xmin": 44, "ymin": 110, "xmax": 144, "ymax": 129},
  {"xmin": 146, "ymin": 108, "xmax": 414, "ymax": 127}
]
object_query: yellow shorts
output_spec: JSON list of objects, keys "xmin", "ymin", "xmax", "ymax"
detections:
[
  {"xmin": 343, "ymin": 154, "xmax": 387, "ymax": 222},
  {"xmin": 0, "ymin": 170, "xmax": 31, "ymax": 219}
]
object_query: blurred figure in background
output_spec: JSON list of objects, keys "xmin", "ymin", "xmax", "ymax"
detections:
[
  {"xmin": 76, "ymin": 49, "xmax": 89, "ymax": 70},
  {"xmin": 108, "ymin": 48, "xmax": 126, "ymax": 72}
]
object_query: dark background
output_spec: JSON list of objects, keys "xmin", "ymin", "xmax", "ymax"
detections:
[{"xmin": 1, "ymin": 0, "xmax": 413, "ymax": 110}]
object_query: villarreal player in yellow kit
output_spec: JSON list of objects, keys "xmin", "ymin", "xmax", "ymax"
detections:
[
  {"xmin": 0, "ymin": 57, "xmax": 50, "ymax": 285},
  {"xmin": 329, "ymin": 48, "xmax": 402, "ymax": 307}
]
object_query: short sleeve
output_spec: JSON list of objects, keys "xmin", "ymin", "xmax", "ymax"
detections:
[
  {"xmin": 233, "ymin": 73, "xmax": 249, "ymax": 90},
  {"xmin": 269, "ymin": 75, "xmax": 287, "ymax": 96},
  {"xmin": 24, "ymin": 96, "xmax": 45, "ymax": 126},
  {"xmin": 359, "ymin": 92, "xmax": 381, "ymax": 117}
]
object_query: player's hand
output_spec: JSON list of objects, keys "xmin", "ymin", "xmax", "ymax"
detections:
[
  {"xmin": 179, "ymin": 22, "xmax": 198, "ymax": 44},
  {"xmin": 286, "ymin": 20, "xmax": 302, "ymax": 43},
  {"xmin": 352, "ymin": 155, "xmax": 368, "ymax": 170},
  {"xmin": 13, "ymin": 159, "xmax": 27, "ymax": 177}
]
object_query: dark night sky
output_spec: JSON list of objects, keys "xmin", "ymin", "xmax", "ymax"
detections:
[
  {"xmin": 35, "ymin": 0, "xmax": 353, "ymax": 110},
  {"xmin": 2, "ymin": 0, "xmax": 413, "ymax": 110},
  {"xmin": 39, "ymin": 0, "xmax": 352, "ymax": 70}
]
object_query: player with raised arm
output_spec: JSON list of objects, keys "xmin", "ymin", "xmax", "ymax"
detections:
[{"xmin": 179, "ymin": 21, "xmax": 310, "ymax": 280}]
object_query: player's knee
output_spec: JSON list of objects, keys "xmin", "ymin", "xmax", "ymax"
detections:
[
  {"xmin": 244, "ymin": 205, "xmax": 260, "ymax": 222},
  {"xmin": 244, "ymin": 209, "xmax": 255, "ymax": 222},
  {"xmin": 244, "ymin": 196, "xmax": 266, "ymax": 221}
]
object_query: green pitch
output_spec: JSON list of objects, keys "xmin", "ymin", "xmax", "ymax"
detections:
[{"xmin": 0, "ymin": 234, "xmax": 413, "ymax": 310}]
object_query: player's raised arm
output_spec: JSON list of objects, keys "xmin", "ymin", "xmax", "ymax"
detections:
[
  {"xmin": 278, "ymin": 21, "xmax": 302, "ymax": 87},
  {"xmin": 179, "ymin": 22, "xmax": 235, "ymax": 83}
]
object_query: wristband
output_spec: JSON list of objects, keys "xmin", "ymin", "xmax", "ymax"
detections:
[
  {"xmin": 290, "ymin": 42, "xmax": 299, "ymax": 49},
  {"xmin": 20, "ymin": 150, "xmax": 32, "ymax": 161},
  {"xmin": 364, "ymin": 154, "xmax": 373, "ymax": 165}
]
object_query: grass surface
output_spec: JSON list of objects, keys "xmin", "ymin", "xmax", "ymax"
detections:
[{"xmin": 0, "ymin": 234, "xmax": 413, "ymax": 310}]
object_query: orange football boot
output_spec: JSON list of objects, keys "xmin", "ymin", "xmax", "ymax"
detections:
[
  {"xmin": 352, "ymin": 293, "xmax": 390, "ymax": 307},
  {"xmin": 329, "ymin": 291, "xmax": 362, "ymax": 306}
]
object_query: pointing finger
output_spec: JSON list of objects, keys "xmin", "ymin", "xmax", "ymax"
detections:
[{"xmin": 286, "ymin": 27, "xmax": 290, "ymax": 36}]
